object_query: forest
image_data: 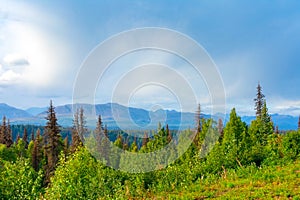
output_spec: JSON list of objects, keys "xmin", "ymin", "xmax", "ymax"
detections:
[{"xmin": 0, "ymin": 83, "xmax": 299, "ymax": 199}]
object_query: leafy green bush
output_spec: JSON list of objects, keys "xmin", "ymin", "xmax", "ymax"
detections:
[
  {"xmin": 282, "ymin": 131, "xmax": 300, "ymax": 160},
  {"xmin": 0, "ymin": 158, "xmax": 43, "ymax": 199}
]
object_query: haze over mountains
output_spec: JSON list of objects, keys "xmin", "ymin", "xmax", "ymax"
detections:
[{"xmin": 0, "ymin": 103, "xmax": 298, "ymax": 130}]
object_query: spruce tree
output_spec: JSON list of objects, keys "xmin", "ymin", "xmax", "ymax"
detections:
[
  {"xmin": 79, "ymin": 107, "xmax": 87, "ymax": 142},
  {"xmin": 130, "ymin": 138, "xmax": 138, "ymax": 152},
  {"xmin": 32, "ymin": 136, "xmax": 39, "ymax": 171},
  {"xmin": 31, "ymin": 131, "xmax": 34, "ymax": 142},
  {"xmin": 142, "ymin": 132, "xmax": 149, "ymax": 147},
  {"xmin": 32, "ymin": 129, "xmax": 42, "ymax": 171},
  {"xmin": 44, "ymin": 100, "xmax": 62, "ymax": 185},
  {"xmin": 221, "ymin": 108, "xmax": 247, "ymax": 168},
  {"xmin": 166, "ymin": 124, "xmax": 172, "ymax": 143},
  {"xmin": 71, "ymin": 109, "xmax": 82, "ymax": 152},
  {"xmin": 6, "ymin": 119, "xmax": 13, "ymax": 147},
  {"xmin": 22, "ymin": 127, "xmax": 28, "ymax": 148},
  {"xmin": 261, "ymin": 100, "xmax": 274, "ymax": 136},
  {"xmin": 195, "ymin": 103, "xmax": 202, "ymax": 133},
  {"xmin": 104, "ymin": 124, "xmax": 108, "ymax": 138},
  {"xmin": 63, "ymin": 137, "xmax": 69, "ymax": 157},
  {"xmin": 0, "ymin": 116, "xmax": 7, "ymax": 145},
  {"xmin": 122, "ymin": 138, "xmax": 129, "ymax": 150},
  {"xmin": 16, "ymin": 133, "xmax": 20, "ymax": 144},
  {"xmin": 217, "ymin": 118, "xmax": 224, "ymax": 142},
  {"xmin": 275, "ymin": 125, "xmax": 279, "ymax": 134},
  {"xmin": 254, "ymin": 82, "xmax": 265, "ymax": 119},
  {"xmin": 194, "ymin": 103, "xmax": 202, "ymax": 148},
  {"xmin": 298, "ymin": 116, "xmax": 300, "ymax": 131},
  {"xmin": 94, "ymin": 115, "xmax": 110, "ymax": 163},
  {"xmin": 114, "ymin": 134, "xmax": 123, "ymax": 149}
]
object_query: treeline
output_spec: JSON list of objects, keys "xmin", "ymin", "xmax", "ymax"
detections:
[{"xmin": 0, "ymin": 84, "xmax": 299, "ymax": 199}]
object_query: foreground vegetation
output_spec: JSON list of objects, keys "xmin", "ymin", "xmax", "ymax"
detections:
[
  {"xmin": 154, "ymin": 160, "xmax": 300, "ymax": 199},
  {"xmin": 0, "ymin": 83, "xmax": 300, "ymax": 199}
]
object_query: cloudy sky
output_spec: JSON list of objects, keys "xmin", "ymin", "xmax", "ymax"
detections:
[{"xmin": 0, "ymin": 0, "xmax": 300, "ymax": 116}]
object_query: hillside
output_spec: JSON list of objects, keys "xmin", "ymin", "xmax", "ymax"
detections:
[{"xmin": 153, "ymin": 161, "xmax": 300, "ymax": 199}]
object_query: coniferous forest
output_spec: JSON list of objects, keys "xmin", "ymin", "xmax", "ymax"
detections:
[{"xmin": 0, "ymin": 84, "xmax": 300, "ymax": 199}]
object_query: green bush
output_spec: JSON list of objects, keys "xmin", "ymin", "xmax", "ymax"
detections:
[{"xmin": 0, "ymin": 158, "xmax": 43, "ymax": 199}]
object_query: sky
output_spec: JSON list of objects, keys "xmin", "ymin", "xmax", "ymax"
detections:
[{"xmin": 0, "ymin": 0, "xmax": 300, "ymax": 116}]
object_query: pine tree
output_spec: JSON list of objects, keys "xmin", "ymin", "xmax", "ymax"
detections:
[
  {"xmin": 16, "ymin": 133, "xmax": 20, "ymax": 144},
  {"xmin": 104, "ymin": 124, "xmax": 108, "ymax": 138},
  {"xmin": 254, "ymin": 82, "xmax": 265, "ymax": 119},
  {"xmin": 122, "ymin": 137, "xmax": 129, "ymax": 150},
  {"xmin": 71, "ymin": 109, "xmax": 82, "ymax": 152},
  {"xmin": 275, "ymin": 125, "xmax": 279, "ymax": 134},
  {"xmin": 298, "ymin": 116, "xmax": 300, "ymax": 131},
  {"xmin": 194, "ymin": 103, "xmax": 202, "ymax": 148},
  {"xmin": 63, "ymin": 137, "xmax": 69, "ymax": 157},
  {"xmin": 6, "ymin": 119, "xmax": 13, "ymax": 147},
  {"xmin": 0, "ymin": 116, "xmax": 7, "ymax": 145},
  {"xmin": 97, "ymin": 115, "xmax": 103, "ymax": 130},
  {"xmin": 261, "ymin": 100, "xmax": 273, "ymax": 135},
  {"xmin": 79, "ymin": 107, "xmax": 87, "ymax": 142},
  {"xmin": 22, "ymin": 127, "xmax": 28, "ymax": 148},
  {"xmin": 195, "ymin": 104, "xmax": 202, "ymax": 133},
  {"xmin": 94, "ymin": 115, "xmax": 109, "ymax": 162},
  {"xmin": 166, "ymin": 124, "xmax": 172, "ymax": 143},
  {"xmin": 142, "ymin": 132, "xmax": 149, "ymax": 147},
  {"xmin": 32, "ymin": 129, "xmax": 42, "ymax": 171},
  {"xmin": 221, "ymin": 108, "xmax": 247, "ymax": 168},
  {"xmin": 114, "ymin": 134, "xmax": 123, "ymax": 149},
  {"xmin": 217, "ymin": 118, "xmax": 224, "ymax": 142},
  {"xmin": 44, "ymin": 100, "xmax": 62, "ymax": 185},
  {"xmin": 32, "ymin": 137, "xmax": 39, "ymax": 171},
  {"xmin": 130, "ymin": 137, "xmax": 138, "ymax": 152},
  {"xmin": 31, "ymin": 131, "xmax": 34, "ymax": 142}
]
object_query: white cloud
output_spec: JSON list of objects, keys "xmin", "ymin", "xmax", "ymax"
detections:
[
  {"xmin": 0, "ymin": 1, "xmax": 72, "ymax": 89},
  {"xmin": 3, "ymin": 53, "xmax": 29, "ymax": 66},
  {"xmin": 269, "ymin": 99, "xmax": 300, "ymax": 116},
  {"xmin": 0, "ymin": 69, "xmax": 21, "ymax": 84}
]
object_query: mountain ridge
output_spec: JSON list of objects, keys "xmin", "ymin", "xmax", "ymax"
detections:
[{"xmin": 0, "ymin": 102, "xmax": 298, "ymax": 130}]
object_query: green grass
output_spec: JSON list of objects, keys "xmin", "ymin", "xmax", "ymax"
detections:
[{"xmin": 150, "ymin": 161, "xmax": 300, "ymax": 199}]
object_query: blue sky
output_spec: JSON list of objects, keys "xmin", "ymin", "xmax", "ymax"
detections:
[{"xmin": 0, "ymin": 0, "xmax": 300, "ymax": 116}]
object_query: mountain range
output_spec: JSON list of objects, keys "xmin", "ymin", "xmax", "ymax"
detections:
[{"xmin": 0, "ymin": 103, "xmax": 298, "ymax": 130}]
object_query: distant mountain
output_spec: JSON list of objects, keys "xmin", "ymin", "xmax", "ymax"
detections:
[
  {"xmin": 26, "ymin": 107, "xmax": 47, "ymax": 116},
  {"xmin": 0, "ymin": 103, "xmax": 32, "ymax": 119},
  {"xmin": 0, "ymin": 103, "xmax": 298, "ymax": 130}
]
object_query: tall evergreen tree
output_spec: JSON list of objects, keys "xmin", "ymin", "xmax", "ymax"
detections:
[
  {"xmin": 22, "ymin": 127, "xmax": 28, "ymax": 148},
  {"xmin": 6, "ymin": 119, "xmax": 13, "ymax": 147},
  {"xmin": 63, "ymin": 137, "xmax": 69, "ymax": 157},
  {"xmin": 44, "ymin": 100, "xmax": 62, "ymax": 185},
  {"xmin": 142, "ymin": 132, "xmax": 149, "ymax": 147},
  {"xmin": 16, "ymin": 133, "xmax": 20, "ymax": 144},
  {"xmin": 298, "ymin": 115, "xmax": 300, "ymax": 131},
  {"xmin": 217, "ymin": 118, "xmax": 224, "ymax": 142},
  {"xmin": 104, "ymin": 124, "xmax": 108, "ymax": 138},
  {"xmin": 71, "ymin": 109, "xmax": 82, "ymax": 152},
  {"xmin": 261, "ymin": 100, "xmax": 274, "ymax": 135},
  {"xmin": 0, "ymin": 116, "xmax": 7, "ymax": 145},
  {"xmin": 78, "ymin": 107, "xmax": 87, "ymax": 142},
  {"xmin": 195, "ymin": 103, "xmax": 202, "ymax": 133},
  {"xmin": 32, "ymin": 128, "xmax": 42, "ymax": 171},
  {"xmin": 221, "ymin": 108, "xmax": 247, "ymax": 167},
  {"xmin": 94, "ymin": 115, "xmax": 110, "ymax": 163},
  {"xmin": 275, "ymin": 125, "xmax": 279, "ymax": 134},
  {"xmin": 194, "ymin": 103, "xmax": 202, "ymax": 148},
  {"xmin": 166, "ymin": 124, "xmax": 172, "ymax": 143},
  {"xmin": 254, "ymin": 82, "xmax": 265, "ymax": 119},
  {"xmin": 31, "ymin": 131, "xmax": 34, "ymax": 142},
  {"xmin": 130, "ymin": 137, "xmax": 138, "ymax": 152}
]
